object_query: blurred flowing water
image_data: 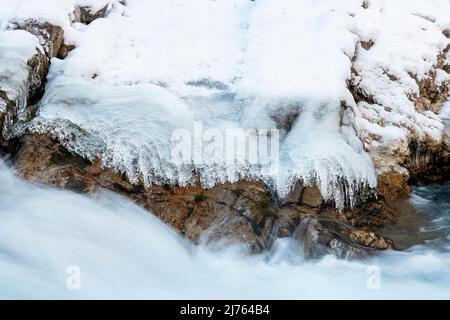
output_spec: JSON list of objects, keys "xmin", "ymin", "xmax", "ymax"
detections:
[{"xmin": 0, "ymin": 160, "xmax": 449, "ymax": 299}]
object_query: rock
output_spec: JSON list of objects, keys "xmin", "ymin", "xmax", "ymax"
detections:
[
  {"xmin": 406, "ymin": 140, "xmax": 450, "ymax": 184},
  {"xmin": 26, "ymin": 49, "xmax": 49, "ymax": 102},
  {"xmin": 184, "ymin": 181, "xmax": 276, "ymax": 252},
  {"xmin": 74, "ymin": 5, "xmax": 109, "ymax": 24},
  {"xmin": 0, "ymin": 28, "xmax": 49, "ymax": 140},
  {"xmin": 360, "ymin": 39, "xmax": 374, "ymax": 50},
  {"xmin": 10, "ymin": 133, "xmax": 277, "ymax": 252},
  {"xmin": 349, "ymin": 23, "xmax": 450, "ymax": 202},
  {"xmin": 281, "ymin": 181, "xmax": 303, "ymax": 205},
  {"xmin": 11, "ymin": 21, "xmax": 64, "ymax": 58},
  {"xmin": 320, "ymin": 199, "xmax": 398, "ymax": 229},
  {"xmin": 9, "ymin": 133, "xmax": 400, "ymax": 257},
  {"xmin": 377, "ymin": 167, "xmax": 411, "ymax": 201},
  {"xmin": 292, "ymin": 217, "xmax": 393, "ymax": 259},
  {"xmin": 1, "ymin": 12, "xmax": 110, "ymax": 140},
  {"xmin": 301, "ymin": 186, "xmax": 323, "ymax": 207},
  {"xmin": 347, "ymin": 230, "xmax": 394, "ymax": 250},
  {"xmin": 57, "ymin": 43, "xmax": 76, "ymax": 59}
]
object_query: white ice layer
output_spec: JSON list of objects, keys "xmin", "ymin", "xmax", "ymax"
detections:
[{"xmin": 3, "ymin": 0, "xmax": 449, "ymax": 208}]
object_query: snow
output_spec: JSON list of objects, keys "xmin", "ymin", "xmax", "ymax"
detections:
[
  {"xmin": 0, "ymin": 0, "xmax": 113, "ymax": 27},
  {"xmin": 0, "ymin": 29, "xmax": 40, "ymax": 137},
  {"xmin": 353, "ymin": 0, "xmax": 450, "ymax": 164},
  {"xmin": 1, "ymin": 0, "xmax": 450, "ymax": 208}
]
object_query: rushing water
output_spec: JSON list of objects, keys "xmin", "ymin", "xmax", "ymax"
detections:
[{"xmin": 0, "ymin": 160, "xmax": 449, "ymax": 299}]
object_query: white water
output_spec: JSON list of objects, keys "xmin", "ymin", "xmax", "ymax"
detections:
[{"xmin": 1, "ymin": 160, "xmax": 449, "ymax": 299}]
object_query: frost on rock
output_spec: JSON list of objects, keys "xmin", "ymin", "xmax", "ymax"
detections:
[{"xmin": 3, "ymin": 0, "xmax": 449, "ymax": 209}]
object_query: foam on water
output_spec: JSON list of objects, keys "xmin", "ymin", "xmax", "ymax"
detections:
[{"xmin": 0, "ymin": 161, "xmax": 449, "ymax": 299}]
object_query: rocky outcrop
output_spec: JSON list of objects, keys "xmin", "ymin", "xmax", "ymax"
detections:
[{"xmin": 8, "ymin": 133, "xmax": 396, "ymax": 255}]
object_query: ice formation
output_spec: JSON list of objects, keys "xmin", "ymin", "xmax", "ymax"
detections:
[{"xmin": 1, "ymin": 0, "xmax": 449, "ymax": 209}]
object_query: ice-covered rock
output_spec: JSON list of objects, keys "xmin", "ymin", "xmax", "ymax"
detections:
[
  {"xmin": 351, "ymin": 0, "xmax": 450, "ymax": 182},
  {"xmin": 0, "ymin": 29, "xmax": 44, "ymax": 139},
  {"xmin": 1, "ymin": 0, "xmax": 449, "ymax": 209}
]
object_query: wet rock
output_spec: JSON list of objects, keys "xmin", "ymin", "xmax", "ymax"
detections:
[
  {"xmin": 9, "ymin": 133, "xmax": 400, "ymax": 257},
  {"xmin": 406, "ymin": 140, "xmax": 450, "ymax": 184},
  {"xmin": 10, "ymin": 133, "xmax": 277, "ymax": 252},
  {"xmin": 301, "ymin": 186, "xmax": 323, "ymax": 207},
  {"xmin": 281, "ymin": 181, "xmax": 303, "ymax": 205},
  {"xmin": 293, "ymin": 217, "xmax": 393, "ymax": 259},
  {"xmin": 275, "ymin": 207, "xmax": 305, "ymax": 238},
  {"xmin": 184, "ymin": 181, "xmax": 276, "ymax": 252},
  {"xmin": 320, "ymin": 199, "xmax": 398, "ymax": 229},
  {"xmin": 346, "ymin": 230, "xmax": 394, "ymax": 250},
  {"xmin": 377, "ymin": 167, "xmax": 411, "ymax": 201}
]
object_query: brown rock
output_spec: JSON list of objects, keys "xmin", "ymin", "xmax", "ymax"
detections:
[
  {"xmin": 0, "ymin": 38, "xmax": 48, "ymax": 139},
  {"xmin": 281, "ymin": 181, "xmax": 303, "ymax": 205},
  {"xmin": 11, "ymin": 21, "xmax": 64, "ymax": 58},
  {"xmin": 301, "ymin": 186, "xmax": 323, "ymax": 207},
  {"xmin": 293, "ymin": 217, "xmax": 394, "ymax": 259},
  {"xmin": 347, "ymin": 230, "xmax": 394, "ymax": 250},
  {"xmin": 360, "ymin": 39, "xmax": 374, "ymax": 50},
  {"xmin": 57, "ymin": 43, "xmax": 76, "ymax": 59},
  {"xmin": 10, "ymin": 133, "xmax": 277, "ymax": 252},
  {"xmin": 8, "ymin": 133, "xmax": 402, "ymax": 257},
  {"xmin": 377, "ymin": 168, "xmax": 411, "ymax": 201},
  {"xmin": 1, "ymin": 21, "xmax": 64, "ymax": 140},
  {"xmin": 74, "ymin": 5, "xmax": 109, "ymax": 24}
]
